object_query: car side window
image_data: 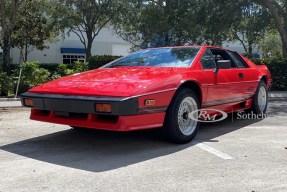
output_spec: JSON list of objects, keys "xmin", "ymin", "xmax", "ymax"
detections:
[
  {"xmin": 227, "ymin": 51, "xmax": 247, "ymax": 68},
  {"xmin": 201, "ymin": 49, "xmax": 216, "ymax": 69},
  {"xmin": 210, "ymin": 49, "xmax": 236, "ymax": 68}
]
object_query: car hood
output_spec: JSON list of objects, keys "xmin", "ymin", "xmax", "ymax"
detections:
[{"xmin": 29, "ymin": 67, "xmax": 187, "ymax": 97}]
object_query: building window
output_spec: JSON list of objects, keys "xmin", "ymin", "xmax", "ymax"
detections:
[{"xmin": 62, "ymin": 54, "xmax": 86, "ymax": 64}]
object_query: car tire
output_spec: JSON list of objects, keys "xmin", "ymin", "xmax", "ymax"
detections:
[
  {"xmin": 247, "ymin": 80, "xmax": 268, "ymax": 114},
  {"xmin": 162, "ymin": 89, "xmax": 200, "ymax": 144}
]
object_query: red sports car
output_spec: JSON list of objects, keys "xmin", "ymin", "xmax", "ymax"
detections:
[{"xmin": 21, "ymin": 46, "xmax": 272, "ymax": 143}]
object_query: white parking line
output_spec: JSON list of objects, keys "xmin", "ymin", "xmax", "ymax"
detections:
[
  {"xmin": 245, "ymin": 126, "xmax": 286, "ymax": 129},
  {"xmin": 195, "ymin": 143, "xmax": 235, "ymax": 160}
]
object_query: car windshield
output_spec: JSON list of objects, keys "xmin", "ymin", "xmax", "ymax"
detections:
[{"xmin": 104, "ymin": 47, "xmax": 200, "ymax": 68}]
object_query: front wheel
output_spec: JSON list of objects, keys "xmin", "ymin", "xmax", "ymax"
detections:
[{"xmin": 162, "ymin": 89, "xmax": 200, "ymax": 144}]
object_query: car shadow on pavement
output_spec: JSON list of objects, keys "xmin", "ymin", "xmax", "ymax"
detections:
[{"xmin": 0, "ymin": 101, "xmax": 285, "ymax": 173}]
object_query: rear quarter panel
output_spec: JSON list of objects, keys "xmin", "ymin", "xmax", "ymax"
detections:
[{"xmin": 242, "ymin": 56, "xmax": 272, "ymax": 88}]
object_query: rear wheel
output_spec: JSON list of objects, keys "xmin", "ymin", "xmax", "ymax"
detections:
[
  {"xmin": 247, "ymin": 80, "xmax": 268, "ymax": 114},
  {"xmin": 162, "ymin": 89, "xmax": 200, "ymax": 144}
]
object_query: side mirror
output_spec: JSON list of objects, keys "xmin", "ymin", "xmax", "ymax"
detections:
[{"xmin": 214, "ymin": 60, "xmax": 231, "ymax": 74}]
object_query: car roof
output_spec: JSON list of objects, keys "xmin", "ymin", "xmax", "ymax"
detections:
[
  {"xmin": 143, "ymin": 45, "xmax": 223, "ymax": 50},
  {"xmin": 142, "ymin": 45, "xmax": 236, "ymax": 53}
]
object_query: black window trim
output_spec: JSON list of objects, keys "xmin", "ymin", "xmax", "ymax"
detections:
[
  {"xmin": 209, "ymin": 48, "xmax": 249, "ymax": 69},
  {"xmin": 200, "ymin": 48, "xmax": 217, "ymax": 70},
  {"xmin": 229, "ymin": 51, "xmax": 249, "ymax": 68},
  {"xmin": 209, "ymin": 48, "xmax": 237, "ymax": 69}
]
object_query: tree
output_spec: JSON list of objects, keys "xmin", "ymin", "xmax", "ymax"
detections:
[
  {"xmin": 113, "ymin": 0, "xmax": 196, "ymax": 48},
  {"xmin": 54, "ymin": 0, "xmax": 122, "ymax": 60},
  {"xmin": 12, "ymin": 0, "xmax": 55, "ymax": 62},
  {"xmin": 259, "ymin": 30, "xmax": 283, "ymax": 58},
  {"xmin": 0, "ymin": 0, "xmax": 22, "ymax": 74},
  {"xmin": 195, "ymin": 0, "xmax": 242, "ymax": 45},
  {"xmin": 229, "ymin": 2, "xmax": 271, "ymax": 57},
  {"xmin": 113, "ymin": 0, "xmax": 242, "ymax": 48},
  {"xmin": 252, "ymin": 0, "xmax": 287, "ymax": 59}
]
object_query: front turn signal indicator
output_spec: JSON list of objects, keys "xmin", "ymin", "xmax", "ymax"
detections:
[
  {"xmin": 145, "ymin": 99, "xmax": 156, "ymax": 106},
  {"xmin": 95, "ymin": 103, "xmax": 112, "ymax": 113},
  {"xmin": 24, "ymin": 98, "xmax": 33, "ymax": 107}
]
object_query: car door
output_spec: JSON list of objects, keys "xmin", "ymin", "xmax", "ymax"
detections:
[
  {"xmin": 200, "ymin": 48, "xmax": 250, "ymax": 108},
  {"xmin": 226, "ymin": 50, "xmax": 259, "ymax": 99}
]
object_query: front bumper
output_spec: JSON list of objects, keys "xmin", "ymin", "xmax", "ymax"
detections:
[
  {"xmin": 20, "ymin": 92, "xmax": 139, "ymax": 116},
  {"xmin": 20, "ymin": 92, "xmax": 167, "ymax": 131}
]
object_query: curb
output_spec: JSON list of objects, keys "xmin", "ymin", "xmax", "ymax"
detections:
[
  {"xmin": 0, "ymin": 98, "xmax": 20, "ymax": 102},
  {"xmin": 268, "ymin": 92, "xmax": 287, "ymax": 98}
]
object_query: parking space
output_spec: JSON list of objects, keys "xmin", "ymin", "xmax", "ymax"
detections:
[{"xmin": 0, "ymin": 99, "xmax": 287, "ymax": 192}]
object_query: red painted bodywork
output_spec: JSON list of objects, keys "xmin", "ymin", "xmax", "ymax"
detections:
[{"xmin": 25, "ymin": 46, "xmax": 272, "ymax": 131}]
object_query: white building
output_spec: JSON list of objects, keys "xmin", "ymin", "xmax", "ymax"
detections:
[
  {"xmin": 10, "ymin": 27, "xmax": 133, "ymax": 64},
  {"xmin": 3, "ymin": 28, "xmax": 254, "ymax": 64}
]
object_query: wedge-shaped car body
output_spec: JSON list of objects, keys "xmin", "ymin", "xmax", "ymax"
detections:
[{"xmin": 21, "ymin": 46, "xmax": 272, "ymax": 143}]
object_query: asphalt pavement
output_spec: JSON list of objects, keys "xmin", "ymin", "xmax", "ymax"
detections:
[{"xmin": 0, "ymin": 99, "xmax": 286, "ymax": 192}]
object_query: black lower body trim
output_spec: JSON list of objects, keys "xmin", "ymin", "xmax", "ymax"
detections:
[
  {"xmin": 139, "ymin": 106, "xmax": 168, "ymax": 114},
  {"xmin": 203, "ymin": 95, "xmax": 253, "ymax": 107}
]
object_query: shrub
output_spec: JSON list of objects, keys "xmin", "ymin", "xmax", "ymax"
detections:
[
  {"xmin": 252, "ymin": 58, "xmax": 287, "ymax": 91},
  {"xmin": 13, "ymin": 61, "xmax": 50, "ymax": 94},
  {"xmin": 10, "ymin": 63, "xmax": 20, "ymax": 71},
  {"xmin": 73, "ymin": 61, "xmax": 88, "ymax": 73},
  {"xmin": 0, "ymin": 72, "xmax": 14, "ymax": 95},
  {"xmin": 38, "ymin": 63, "xmax": 60, "ymax": 74},
  {"xmin": 55, "ymin": 61, "xmax": 89, "ymax": 78},
  {"xmin": 88, "ymin": 55, "xmax": 121, "ymax": 69},
  {"xmin": 57, "ymin": 64, "xmax": 73, "ymax": 76}
]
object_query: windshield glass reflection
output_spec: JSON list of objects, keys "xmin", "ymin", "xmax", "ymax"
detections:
[{"xmin": 104, "ymin": 47, "xmax": 200, "ymax": 68}]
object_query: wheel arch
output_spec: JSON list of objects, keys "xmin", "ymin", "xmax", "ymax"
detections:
[
  {"xmin": 260, "ymin": 75, "xmax": 267, "ymax": 85},
  {"xmin": 174, "ymin": 80, "xmax": 203, "ymax": 107}
]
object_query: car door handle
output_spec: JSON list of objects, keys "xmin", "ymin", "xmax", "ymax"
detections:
[{"xmin": 239, "ymin": 73, "xmax": 244, "ymax": 79}]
